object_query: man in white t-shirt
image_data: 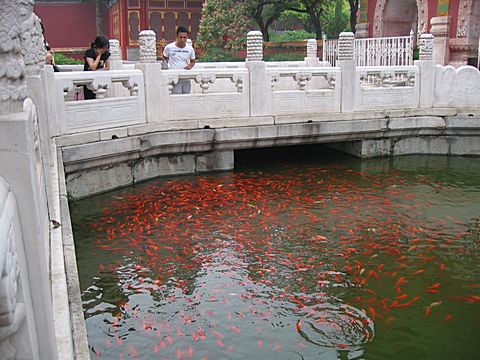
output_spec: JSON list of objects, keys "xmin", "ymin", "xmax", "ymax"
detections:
[{"xmin": 162, "ymin": 26, "xmax": 196, "ymax": 94}]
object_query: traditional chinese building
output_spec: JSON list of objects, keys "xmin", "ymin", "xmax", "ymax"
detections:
[
  {"xmin": 34, "ymin": 0, "xmax": 204, "ymax": 60},
  {"xmin": 355, "ymin": 0, "xmax": 480, "ymax": 66}
]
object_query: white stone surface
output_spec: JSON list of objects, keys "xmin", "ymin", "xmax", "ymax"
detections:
[
  {"xmin": 247, "ymin": 31, "xmax": 263, "ymax": 61},
  {"xmin": 434, "ymin": 65, "xmax": 480, "ymax": 108},
  {"xmin": 133, "ymin": 155, "xmax": 196, "ymax": 182},
  {"xmin": 109, "ymin": 39, "xmax": 121, "ymax": 61},
  {"xmin": 54, "ymin": 69, "xmax": 146, "ymax": 134},
  {"xmin": 128, "ymin": 120, "xmax": 199, "ymax": 136},
  {"xmin": 66, "ymin": 162, "xmax": 134, "ymax": 198},
  {"xmin": 387, "ymin": 116, "xmax": 445, "ymax": 130},
  {"xmin": 0, "ymin": 0, "xmax": 28, "ymax": 115},
  {"xmin": 198, "ymin": 116, "xmax": 274, "ymax": 129},
  {"xmin": 355, "ymin": 66, "xmax": 420, "ymax": 111},
  {"xmin": 0, "ymin": 100, "xmax": 57, "ymax": 359},
  {"xmin": 246, "ymin": 61, "xmax": 271, "ymax": 116},
  {"xmin": 196, "ymin": 151, "xmax": 234, "ymax": 172},
  {"xmin": 100, "ymin": 127, "xmax": 128, "ymax": 141},
  {"xmin": 393, "ymin": 137, "xmax": 450, "ymax": 155},
  {"xmin": 139, "ymin": 30, "xmax": 156, "ymax": 62}
]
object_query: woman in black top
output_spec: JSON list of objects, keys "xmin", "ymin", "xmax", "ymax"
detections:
[{"xmin": 83, "ymin": 35, "xmax": 111, "ymax": 100}]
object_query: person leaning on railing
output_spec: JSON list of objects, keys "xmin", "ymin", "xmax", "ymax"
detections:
[
  {"xmin": 162, "ymin": 26, "xmax": 196, "ymax": 94},
  {"xmin": 83, "ymin": 35, "xmax": 111, "ymax": 100}
]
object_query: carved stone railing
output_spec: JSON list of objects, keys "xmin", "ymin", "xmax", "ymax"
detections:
[
  {"xmin": 53, "ymin": 69, "xmax": 146, "ymax": 134},
  {"xmin": 0, "ymin": 177, "xmax": 36, "ymax": 360},
  {"xmin": 267, "ymin": 66, "xmax": 341, "ymax": 115},
  {"xmin": 434, "ymin": 65, "xmax": 480, "ymax": 107},
  {"xmin": 355, "ymin": 66, "xmax": 420, "ymax": 110},
  {"xmin": 156, "ymin": 68, "xmax": 250, "ymax": 120}
]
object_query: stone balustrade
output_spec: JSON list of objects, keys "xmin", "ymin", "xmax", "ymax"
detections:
[
  {"xmin": 355, "ymin": 66, "xmax": 420, "ymax": 111},
  {"xmin": 46, "ymin": 56, "xmax": 480, "ymax": 137},
  {"xmin": 53, "ymin": 69, "xmax": 146, "ymax": 135}
]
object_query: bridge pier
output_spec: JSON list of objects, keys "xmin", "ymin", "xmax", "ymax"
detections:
[{"xmin": 65, "ymin": 149, "xmax": 234, "ymax": 199}]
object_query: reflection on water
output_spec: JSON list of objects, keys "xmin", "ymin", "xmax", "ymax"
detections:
[{"xmin": 71, "ymin": 146, "xmax": 480, "ymax": 360}]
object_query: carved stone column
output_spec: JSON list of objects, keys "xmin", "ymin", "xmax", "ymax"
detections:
[
  {"xmin": 109, "ymin": 39, "xmax": 122, "ymax": 61},
  {"xmin": 245, "ymin": 31, "xmax": 270, "ymax": 116},
  {"xmin": 305, "ymin": 39, "xmax": 320, "ymax": 67},
  {"xmin": 247, "ymin": 31, "xmax": 263, "ymax": 61},
  {"xmin": 416, "ymin": 33, "xmax": 435, "ymax": 108},
  {"xmin": 430, "ymin": 16, "xmax": 451, "ymax": 65},
  {"xmin": 139, "ymin": 30, "xmax": 157, "ymax": 62},
  {"xmin": 337, "ymin": 32, "xmax": 356, "ymax": 112},
  {"xmin": 0, "ymin": 0, "xmax": 28, "ymax": 115},
  {"xmin": 419, "ymin": 33, "xmax": 434, "ymax": 61}
]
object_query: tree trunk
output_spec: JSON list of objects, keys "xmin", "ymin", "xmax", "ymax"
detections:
[
  {"xmin": 309, "ymin": 11, "xmax": 322, "ymax": 39},
  {"xmin": 96, "ymin": 0, "xmax": 103, "ymax": 35},
  {"xmin": 349, "ymin": 0, "xmax": 358, "ymax": 33}
]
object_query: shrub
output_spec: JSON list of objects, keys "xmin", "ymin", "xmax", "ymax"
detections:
[
  {"xmin": 269, "ymin": 30, "xmax": 316, "ymax": 42},
  {"xmin": 264, "ymin": 52, "xmax": 305, "ymax": 61},
  {"xmin": 197, "ymin": 47, "xmax": 244, "ymax": 62},
  {"xmin": 54, "ymin": 53, "xmax": 83, "ymax": 65}
]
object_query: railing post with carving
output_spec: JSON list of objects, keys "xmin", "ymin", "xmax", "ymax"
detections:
[
  {"xmin": 305, "ymin": 39, "xmax": 320, "ymax": 67},
  {"xmin": 245, "ymin": 31, "xmax": 271, "ymax": 117},
  {"xmin": 108, "ymin": 39, "xmax": 123, "ymax": 69},
  {"xmin": 415, "ymin": 33, "xmax": 435, "ymax": 108},
  {"xmin": 139, "ymin": 30, "xmax": 157, "ymax": 62},
  {"xmin": 337, "ymin": 32, "xmax": 356, "ymax": 112},
  {"xmin": 137, "ymin": 30, "xmax": 164, "ymax": 122}
]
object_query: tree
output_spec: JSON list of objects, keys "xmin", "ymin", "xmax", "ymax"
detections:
[
  {"xmin": 286, "ymin": 0, "xmax": 332, "ymax": 40},
  {"xmin": 95, "ymin": 0, "xmax": 103, "ymax": 35},
  {"xmin": 347, "ymin": 0, "xmax": 359, "ymax": 33},
  {"xmin": 245, "ymin": 0, "xmax": 289, "ymax": 41},
  {"xmin": 196, "ymin": 0, "xmax": 252, "ymax": 54},
  {"xmin": 322, "ymin": 1, "xmax": 349, "ymax": 39}
]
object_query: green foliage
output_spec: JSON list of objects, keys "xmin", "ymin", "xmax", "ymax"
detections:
[
  {"xmin": 413, "ymin": 47, "xmax": 419, "ymax": 60},
  {"xmin": 54, "ymin": 53, "xmax": 83, "ymax": 65},
  {"xmin": 264, "ymin": 52, "xmax": 305, "ymax": 61},
  {"xmin": 196, "ymin": 0, "xmax": 252, "ymax": 55},
  {"xmin": 322, "ymin": 1, "xmax": 350, "ymax": 39},
  {"xmin": 269, "ymin": 30, "xmax": 316, "ymax": 42},
  {"xmin": 197, "ymin": 47, "xmax": 244, "ymax": 62}
]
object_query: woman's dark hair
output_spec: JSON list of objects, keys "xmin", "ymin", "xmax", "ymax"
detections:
[{"xmin": 91, "ymin": 35, "xmax": 109, "ymax": 49}]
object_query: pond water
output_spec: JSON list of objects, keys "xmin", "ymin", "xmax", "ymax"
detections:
[{"xmin": 71, "ymin": 146, "xmax": 480, "ymax": 360}]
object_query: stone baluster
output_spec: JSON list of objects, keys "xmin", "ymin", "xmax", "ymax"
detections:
[
  {"xmin": 136, "ymin": 30, "xmax": 163, "ymax": 121},
  {"xmin": 415, "ymin": 33, "xmax": 435, "ymax": 108},
  {"xmin": 139, "ymin": 30, "xmax": 157, "ymax": 63},
  {"xmin": 337, "ymin": 32, "xmax": 356, "ymax": 112},
  {"xmin": 245, "ymin": 31, "xmax": 271, "ymax": 116},
  {"xmin": 108, "ymin": 39, "xmax": 125, "ymax": 97},
  {"xmin": 305, "ymin": 39, "xmax": 320, "ymax": 67},
  {"xmin": 247, "ymin": 31, "xmax": 263, "ymax": 61},
  {"xmin": 109, "ymin": 39, "xmax": 122, "ymax": 61},
  {"xmin": 0, "ymin": 1, "xmax": 27, "ymax": 116},
  {"xmin": 419, "ymin": 33, "xmax": 434, "ymax": 61}
]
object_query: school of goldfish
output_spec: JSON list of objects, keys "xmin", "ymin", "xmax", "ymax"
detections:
[{"xmin": 73, "ymin": 156, "xmax": 480, "ymax": 359}]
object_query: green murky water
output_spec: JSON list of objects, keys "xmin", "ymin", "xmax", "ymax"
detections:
[{"xmin": 71, "ymin": 146, "xmax": 480, "ymax": 359}]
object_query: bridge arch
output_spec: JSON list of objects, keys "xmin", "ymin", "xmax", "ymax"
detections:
[{"xmin": 373, "ymin": 0, "xmax": 429, "ymax": 38}]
